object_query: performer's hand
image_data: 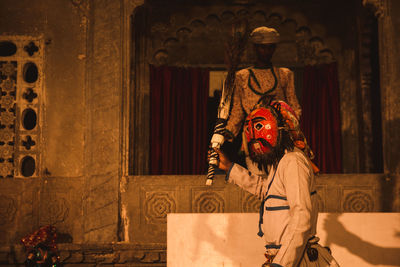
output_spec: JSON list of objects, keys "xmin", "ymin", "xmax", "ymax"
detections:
[{"xmin": 213, "ymin": 148, "xmax": 233, "ymax": 172}]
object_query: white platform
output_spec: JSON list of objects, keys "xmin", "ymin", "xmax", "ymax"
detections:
[{"xmin": 167, "ymin": 213, "xmax": 400, "ymax": 267}]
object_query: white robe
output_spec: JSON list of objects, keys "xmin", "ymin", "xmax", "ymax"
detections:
[{"xmin": 226, "ymin": 148, "xmax": 339, "ymax": 267}]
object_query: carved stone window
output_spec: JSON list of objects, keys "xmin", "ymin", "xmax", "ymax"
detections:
[{"xmin": 0, "ymin": 37, "xmax": 43, "ymax": 178}]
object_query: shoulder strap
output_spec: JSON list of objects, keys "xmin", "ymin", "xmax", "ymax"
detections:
[
  {"xmin": 257, "ymin": 167, "xmax": 278, "ymax": 237},
  {"xmin": 247, "ymin": 68, "xmax": 264, "ymax": 96}
]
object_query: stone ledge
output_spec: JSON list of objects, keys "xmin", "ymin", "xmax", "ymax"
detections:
[{"xmin": 0, "ymin": 243, "xmax": 166, "ymax": 266}]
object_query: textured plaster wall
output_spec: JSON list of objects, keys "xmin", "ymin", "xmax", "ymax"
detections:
[
  {"xmin": 0, "ymin": 0, "xmax": 87, "ymax": 244},
  {"xmin": 0, "ymin": 0, "xmax": 130, "ymax": 244},
  {"xmin": 0, "ymin": 0, "xmax": 86, "ymax": 177}
]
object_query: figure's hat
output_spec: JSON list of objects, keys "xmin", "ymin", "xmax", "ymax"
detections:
[{"xmin": 250, "ymin": 26, "xmax": 280, "ymax": 44}]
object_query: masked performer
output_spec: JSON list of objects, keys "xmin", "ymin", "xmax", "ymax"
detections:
[
  {"xmin": 212, "ymin": 100, "xmax": 339, "ymax": 267},
  {"xmin": 224, "ymin": 26, "xmax": 306, "ymax": 175}
]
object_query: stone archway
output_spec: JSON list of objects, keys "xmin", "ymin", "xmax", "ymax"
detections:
[
  {"xmin": 130, "ymin": 3, "xmax": 342, "ymax": 175},
  {"xmin": 149, "ymin": 6, "xmax": 338, "ymax": 67}
]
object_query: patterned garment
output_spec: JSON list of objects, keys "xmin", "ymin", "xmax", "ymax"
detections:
[
  {"xmin": 226, "ymin": 148, "xmax": 339, "ymax": 267},
  {"xmin": 226, "ymin": 67, "xmax": 302, "ymax": 139},
  {"xmin": 21, "ymin": 225, "xmax": 58, "ymax": 253},
  {"xmin": 272, "ymin": 101, "xmax": 319, "ymax": 174}
]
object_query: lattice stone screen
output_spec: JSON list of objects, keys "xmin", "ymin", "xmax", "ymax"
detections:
[{"xmin": 0, "ymin": 37, "xmax": 42, "ymax": 178}]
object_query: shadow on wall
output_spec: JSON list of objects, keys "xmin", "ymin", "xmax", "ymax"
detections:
[
  {"xmin": 323, "ymin": 213, "xmax": 400, "ymax": 266},
  {"xmin": 191, "ymin": 214, "xmax": 265, "ymax": 266}
]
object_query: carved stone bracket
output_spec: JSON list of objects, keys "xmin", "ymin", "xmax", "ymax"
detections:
[
  {"xmin": 363, "ymin": 0, "xmax": 386, "ymax": 18},
  {"xmin": 70, "ymin": 0, "xmax": 90, "ymax": 18}
]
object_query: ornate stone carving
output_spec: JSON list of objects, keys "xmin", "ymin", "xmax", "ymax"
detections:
[
  {"xmin": 0, "ymin": 195, "xmax": 17, "ymax": 225},
  {"xmin": 21, "ymin": 135, "xmax": 36, "ymax": 150},
  {"xmin": 0, "ymin": 37, "xmax": 43, "ymax": 178},
  {"xmin": 0, "ymin": 146, "xmax": 13, "ymax": 158},
  {"xmin": 22, "ymin": 88, "xmax": 38, "ymax": 103},
  {"xmin": 343, "ymin": 190, "xmax": 374, "ymax": 212},
  {"xmin": 0, "ymin": 111, "xmax": 15, "ymax": 126},
  {"xmin": 0, "ymin": 61, "xmax": 16, "ymax": 178},
  {"xmin": 153, "ymin": 50, "xmax": 169, "ymax": 65},
  {"xmin": 70, "ymin": 0, "xmax": 90, "ymax": 18},
  {"xmin": 149, "ymin": 8, "xmax": 335, "ymax": 66},
  {"xmin": 0, "ymin": 161, "xmax": 13, "ymax": 177},
  {"xmin": 23, "ymin": 42, "xmax": 39, "ymax": 57},
  {"xmin": 0, "ymin": 61, "xmax": 17, "ymax": 76},
  {"xmin": 362, "ymin": 0, "xmax": 386, "ymax": 18},
  {"xmin": 296, "ymin": 28, "xmax": 334, "ymax": 65},
  {"xmin": 0, "ymin": 130, "xmax": 13, "ymax": 143},
  {"xmin": 151, "ymin": 23, "xmax": 170, "ymax": 34},
  {"xmin": 145, "ymin": 192, "xmax": 176, "ymax": 224},
  {"xmin": 1, "ymin": 95, "xmax": 14, "ymax": 108},
  {"xmin": 0, "ymin": 78, "xmax": 15, "ymax": 92},
  {"xmin": 193, "ymin": 191, "xmax": 225, "ymax": 213},
  {"xmin": 242, "ymin": 191, "xmax": 261, "ymax": 212}
]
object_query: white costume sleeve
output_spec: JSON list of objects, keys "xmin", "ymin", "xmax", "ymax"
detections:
[
  {"xmin": 272, "ymin": 153, "xmax": 313, "ymax": 267},
  {"xmin": 226, "ymin": 163, "xmax": 270, "ymax": 200}
]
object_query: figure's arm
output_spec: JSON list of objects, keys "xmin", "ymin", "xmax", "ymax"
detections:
[
  {"xmin": 225, "ymin": 73, "xmax": 246, "ymax": 140},
  {"xmin": 213, "ymin": 148, "xmax": 268, "ymax": 199},
  {"xmin": 284, "ymin": 69, "xmax": 302, "ymax": 119},
  {"xmin": 272, "ymin": 153, "xmax": 312, "ymax": 267}
]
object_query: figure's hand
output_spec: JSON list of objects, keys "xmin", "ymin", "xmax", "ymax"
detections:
[{"xmin": 208, "ymin": 148, "xmax": 232, "ymax": 172}]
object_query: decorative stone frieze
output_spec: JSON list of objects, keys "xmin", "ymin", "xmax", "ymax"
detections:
[
  {"xmin": 193, "ymin": 191, "xmax": 225, "ymax": 213},
  {"xmin": 0, "ymin": 36, "xmax": 43, "ymax": 178},
  {"xmin": 362, "ymin": 0, "xmax": 386, "ymax": 17},
  {"xmin": 342, "ymin": 189, "xmax": 375, "ymax": 212}
]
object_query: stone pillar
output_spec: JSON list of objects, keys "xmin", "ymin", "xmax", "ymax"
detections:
[
  {"xmin": 363, "ymin": 0, "xmax": 400, "ymax": 210},
  {"xmin": 83, "ymin": 0, "xmax": 123, "ymax": 243},
  {"xmin": 83, "ymin": 0, "xmax": 145, "ymax": 243},
  {"xmin": 355, "ymin": 4, "xmax": 383, "ymax": 173},
  {"xmin": 129, "ymin": 2, "xmax": 150, "ymax": 175},
  {"xmin": 364, "ymin": 0, "xmax": 400, "ymax": 174}
]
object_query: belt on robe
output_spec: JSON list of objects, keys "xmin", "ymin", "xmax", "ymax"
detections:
[{"xmin": 258, "ymin": 190, "xmax": 317, "ymax": 237}]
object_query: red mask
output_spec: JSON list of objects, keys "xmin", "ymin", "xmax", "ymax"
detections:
[{"xmin": 244, "ymin": 107, "xmax": 279, "ymax": 156}]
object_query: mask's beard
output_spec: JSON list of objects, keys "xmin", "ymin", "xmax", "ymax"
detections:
[{"xmin": 248, "ymin": 130, "xmax": 294, "ymax": 172}]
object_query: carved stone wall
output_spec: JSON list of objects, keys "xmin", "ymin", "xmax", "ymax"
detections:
[
  {"xmin": 374, "ymin": 0, "xmax": 400, "ymax": 175},
  {"xmin": 0, "ymin": 2, "xmax": 399, "ymax": 267},
  {"xmin": 0, "ymin": 243, "xmax": 167, "ymax": 266},
  {"xmin": 355, "ymin": 4, "xmax": 384, "ymax": 173},
  {"xmin": 0, "ymin": 36, "xmax": 43, "ymax": 178},
  {"xmin": 121, "ymin": 173, "xmax": 399, "ymax": 246},
  {"xmin": 0, "ymin": 177, "xmax": 84, "ymax": 245},
  {"xmin": 147, "ymin": 5, "xmax": 338, "ymax": 67}
]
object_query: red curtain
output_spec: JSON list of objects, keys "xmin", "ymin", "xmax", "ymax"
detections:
[
  {"xmin": 150, "ymin": 65, "xmax": 209, "ymax": 175},
  {"xmin": 301, "ymin": 62, "xmax": 342, "ymax": 173}
]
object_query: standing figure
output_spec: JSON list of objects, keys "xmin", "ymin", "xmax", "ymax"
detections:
[
  {"xmin": 225, "ymin": 26, "xmax": 303, "ymax": 174},
  {"xmin": 212, "ymin": 101, "xmax": 339, "ymax": 267}
]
